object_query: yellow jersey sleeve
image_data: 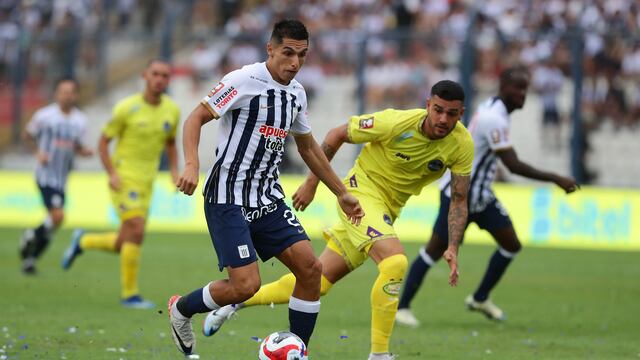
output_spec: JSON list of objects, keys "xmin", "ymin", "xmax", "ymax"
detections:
[
  {"xmin": 347, "ymin": 109, "xmax": 397, "ymax": 144},
  {"xmin": 449, "ymin": 125, "xmax": 474, "ymax": 176},
  {"xmin": 168, "ymin": 102, "xmax": 180, "ymax": 140},
  {"xmin": 103, "ymin": 100, "xmax": 128, "ymax": 139}
]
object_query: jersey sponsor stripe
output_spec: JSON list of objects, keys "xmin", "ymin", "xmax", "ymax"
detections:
[
  {"xmin": 468, "ymin": 149, "xmax": 493, "ymax": 208},
  {"xmin": 243, "ymin": 89, "xmax": 276, "ymax": 206},
  {"xmin": 263, "ymin": 90, "xmax": 292, "ymax": 203},
  {"xmin": 225, "ymin": 95, "xmax": 261, "ymax": 203}
]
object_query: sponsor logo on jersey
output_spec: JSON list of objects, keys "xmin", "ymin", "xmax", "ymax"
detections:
[
  {"xmin": 241, "ymin": 202, "xmax": 278, "ymax": 222},
  {"xmin": 395, "ymin": 131, "xmax": 413, "ymax": 142},
  {"xmin": 395, "ymin": 152, "xmax": 411, "ymax": 161},
  {"xmin": 249, "ymin": 75, "xmax": 268, "ymax": 84},
  {"xmin": 259, "ymin": 125, "xmax": 287, "ymax": 152},
  {"xmin": 208, "ymin": 82, "xmax": 225, "ymax": 97},
  {"xmin": 491, "ymin": 129, "xmax": 501, "ymax": 144},
  {"xmin": 427, "ymin": 159, "xmax": 444, "ymax": 172},
  {"xmin": 212, "ymin": 85, "xmax": 237, "ymax": 109},
  {"xmin": 359, "ymin": 116, "xmax": 374, "ymax": 129},
  {"xmin": 367, "ymin": 226, "xmax": 383, "ymax": 238},
  {"xmin": 383, "ymin": 281, "xmax": 402, "ymax": 296}
]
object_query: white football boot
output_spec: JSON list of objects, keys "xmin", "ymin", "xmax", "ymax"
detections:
[
  {"xmin": 395, "ymin": 308, "xmax": 420, "ymax": 327},
  {"xmin": 465, "ymin": 294, "xmax": 506, "ymax": 321},
  {"xmin": 202, "ymin": 304, "xmax": 237, "ymax": 336},
  {"xmin": 368, "ymin": 352, "xmax": 398, "ymax": 360},
  {"xmin": 168, "ymin": 295, "xmax": 196, "ymax": 355}
]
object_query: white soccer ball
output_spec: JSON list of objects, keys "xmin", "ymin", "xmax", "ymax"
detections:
[{"xmin": 258, "ymin": 331, "xmax": 308, "ymax": 360}]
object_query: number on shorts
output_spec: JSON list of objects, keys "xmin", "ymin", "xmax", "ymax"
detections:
[{"xmin": 283, "ymin": 210, "xmax": 301, "ymax": 228}]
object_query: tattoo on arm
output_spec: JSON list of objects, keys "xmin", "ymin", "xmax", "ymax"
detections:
[
  {"xmin": 448, "ymin": 174, "xmax": 470, "ymax": 248},
  {"xmin": 321, "ymin": 142, "xmax": 337, "ymax": 161}
]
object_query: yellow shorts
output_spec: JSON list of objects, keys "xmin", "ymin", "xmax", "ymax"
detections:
[
  {"xmin": 323, "ymin": 173, "xmax": 398, "ymax": 270},
  {"xmin": 109, "ymin": 178, "xmax": 152, "ymax": 221}
]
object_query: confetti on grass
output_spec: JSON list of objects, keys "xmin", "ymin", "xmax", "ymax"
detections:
[
  {"xmin": 339, "ymin": 335, "xmax": 348, "ymax": 339},
  {"xmin": 251, "ymin": 336, "xmax": 262, "ymax": 342}
]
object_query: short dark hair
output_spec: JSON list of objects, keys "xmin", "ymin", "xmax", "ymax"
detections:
[
  {"xmin": 431, "ymin": 80, "xmax": 465, "ymax": 102},
  {"xmin": 270, "ymin": 19, "xmax": 309, "ymax": 44},
  {"xmin": 499, "ymin": 65, "xmax": 530, "ymax": 86},
  {"xmin": 146, "ymin": 58, "xmax": 172, "ymax": 68},
  {"xmin": 54, "ymin": 77, "xmax": 78, "ymax": 91}
]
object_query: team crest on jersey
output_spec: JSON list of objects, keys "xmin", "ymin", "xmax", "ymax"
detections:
[
  {"xmin": 128, "ymin": 191, "xmax": 138, "ymax": 200},
  {"xmin": 491, "ymin": 129, "xmax": 501, "ymax": 144},
  {"xmin": 383, "ymin": 281, "xmax": 402, "ymax": 296},
  {"xmin": 427, "ymin": 159, "xmax": 444, "ymax": 172},
  {"xmin": 163, "ymin": 121, "xmax": 171, "ymax": 133},
  {"xmin": 395, "ymin": 131, "xmax": 413, "ymax": 142},
  {"xmin": 383, "ymin": 214, "xmax": 392, "ymax": 225},
  {"xmin": 259, "ymin": 125, "xmax": 287, "ymax": 152},
  {"xmin": 359, "ymin": 116, "xmax": 374, "ymax": 129},
  {"xmin": 367, "ymin": 226, "xmax": 383, "ymax": 238},
  {"xmin": 349, "ymin": 174, "xmax": 358, "ymax": 188}
]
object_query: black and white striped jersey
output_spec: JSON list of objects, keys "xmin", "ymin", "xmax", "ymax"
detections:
[
  {"xmin": 440, "ymin": 97, "xmax": 512, "ymax": 213},
  {"xmin": 200, "ymin": 62, "xmax": 312, "ymax": 207},
  {"xmin": 26, "ymin": 103, "xmax": 89, "ymax": 191}
]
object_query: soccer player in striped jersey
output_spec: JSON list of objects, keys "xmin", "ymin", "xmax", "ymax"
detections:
[
  {"xmin": 396, "ymin": 66, "xmax": 579, "ymax": 326},
  {"xmin": 19, "ymin": 78, "xmax": 93, "ymax": 274},
  {"xmin": 61, "ymin": 60, "xmax": 180, "ymax": 309},
  {"xmin": 166, "ymin": 19, "xmax": 364, "ymax": 357},
  {"xmin": 202, "ymin": 80, "xmax": 474, "ymax": 360}
]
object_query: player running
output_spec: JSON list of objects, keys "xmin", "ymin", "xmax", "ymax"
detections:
[
  {"xmin": 395, "ymin": 66, "xmax": 579, "ymax": 327},
  {"xmin": 166, "ymin": 19, "xmax": 364, "ymax": 357},
  {"xmin": 19, "ymin": 78, "xmax": 93, "ymax": 274},
  {"xmin": 203, "ymin": 80, "xmax": 473, "ymax": 360},
  {"xmin": 61, "ymin": 60, "xmax": 180, "ymax": 309}
]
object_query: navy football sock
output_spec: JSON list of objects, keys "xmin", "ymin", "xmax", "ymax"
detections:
[
  {"xmin": 288, "ymin": 297, "xmax": 320, "ymax": 345},
  {"xmin": 398, "ymin": 248, "xmax": 434, "ymax": 309},
  {"xmin": 176, "ymin": 283, "xmax": 220, "ymax": 318},
  {"xmin": 31, "ymin": 224, "xmax": 51, "ymax": 258},
  {"xmin": 473, "ymin": 248, "xmax": 515, "ymax": 302}
]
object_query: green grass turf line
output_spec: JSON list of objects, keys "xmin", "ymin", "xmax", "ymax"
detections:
[{"xmin": 0, "ymin": 228, "xmax": 638, "ymax": 359}]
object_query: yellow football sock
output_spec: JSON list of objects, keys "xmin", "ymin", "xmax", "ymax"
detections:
[
  {"xmin": 80, "ymin": 232, "xmax": 117, "ymax": 252},
  {"xmin": 371, "ymin": 254, "xmax": 408, "ymax": 354},
  {"xmin": 243, "ymin": 273, "xmax": 334, "ymax": 307},
  {"xmin": 120, "ymin": 242, "xmax": 141, "ymax": 299}
]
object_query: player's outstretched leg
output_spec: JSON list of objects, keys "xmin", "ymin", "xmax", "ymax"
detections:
[
  {"xmin": 62, "ymin": 230, "xmax": 118, "ymax": 270},
  {"xmin": 19, "ymin": 229, "xmax": 37, "ymax": 274},
  {"xmin": 369, "ymin": 242, "xmax": 408, "ymax": 360},
  {"xmin": 396, "ymin": 231, "xmax": 447, "ymax": 327}
]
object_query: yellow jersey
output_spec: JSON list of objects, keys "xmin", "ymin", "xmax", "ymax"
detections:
[
  {"xmin": 346, "ymin": 108, "xmax": 473, "ymax": 215},
  {"xmin": 103, "ymin": 93, "xmax": 180, "ymax": 183}
]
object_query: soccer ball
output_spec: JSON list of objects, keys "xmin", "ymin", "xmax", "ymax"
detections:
[{"xmin": 258, "ymin": 331, "xmax": 308, "ymax": 360}]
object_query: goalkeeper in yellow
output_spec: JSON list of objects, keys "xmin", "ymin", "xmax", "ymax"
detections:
[
  {"xmin": 61, "ymin": 60, "xmax": 180, "ymax": 309},
  {"xmin": 203, "ymin": 80, "xmax": 473, "ymax": 359}
]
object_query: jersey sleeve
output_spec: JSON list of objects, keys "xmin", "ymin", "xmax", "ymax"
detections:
[
  {"xmin": 481, "ymin": 114, "xmax": 512, "ymax": 151},
  {"xmin": 289, "ymin": 92, "xmax": 311, "ymax": 135},
  {"xmin": 25, "ymin": 109, "xmax": 45, "ymax": 137},
  {"xmin": 102, "ymin": 100, "xmax": 127, "ymax": 138},
  {"xmin": 168, "ymin": 104, "xmax": 180, "ymax": 139},
  {"xmin": 449, "ymin": 129, "xmax": 474, "ymax": 176},
  {"xmin": 346, "ymin": 109, "xmax": 396, "ymax": 144},
  {"xmin": 201, "ymin": 69, "xmax": 253, "ymax": 118}
]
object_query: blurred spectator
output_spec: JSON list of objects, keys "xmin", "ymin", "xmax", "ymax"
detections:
[{"xmin": 532, "ymin": 58, "xmax": 564, "ymax": 150}]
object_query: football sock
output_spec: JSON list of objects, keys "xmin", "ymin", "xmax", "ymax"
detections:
[
  {"xmin": 398, "ymin": 247, "xmax": 435, "ymax": 309},
  {"xmin": 31, "ymin": 217, "xmax": 54, "ymax": 258},
  {"xmin": 288, "ymin": 296, "xmax": 320, "ymax": 346},
  {"xmin": 80, "ymin": 232, "xmax": 117, "ymax": 252},
  {"xmin": 176, "ymin": 282, "xmax": 220, "ymax": 318},
  {"xmin": 473, "ymin": 247, "xmax": 516, "ymax": 302},
  {"xmin": 120, "ymin": 242, "xmax": 141, "ymax": 299},
  {"xmin": 371, "ymin": 254, "xmax": 407, "ymax": 353},
  {"xmin": 244, "ymin": 273, "xmax": 333, "ymax": 307}
]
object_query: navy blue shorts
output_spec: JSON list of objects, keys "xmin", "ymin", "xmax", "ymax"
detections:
[
  {"xmin": 38, "ymin": 184, "xmax": 65, "ymax": 209},
  {"xmin": 204, "ymin": 199, "xmax": 310, "ymax": 271},
  {"xmin": 433, "ymin": 191, "xmax": 513, "ymax": 244}
]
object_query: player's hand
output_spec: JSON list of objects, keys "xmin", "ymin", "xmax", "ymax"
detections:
[
  {"xmin": 292, "ymin": 179, "xmax": 318, "ymax": 211},
  {"xmin": 337, "ymin": 192, "xmax": 365, "ymax": 225},
  {"xmin": 177, "ymin": 164, "xmax": 199, "ymax": 196},
  {"xmin": 443, "ymin": 245, "xmax": 459, "ymax": 287},
  {"xmin": 108, "ymin": 172, "xmax": 122, "ymax": 191},
  {"xmin": 36, "ymin": 151, "xmax": 49, "ymax": 165},
  {"xmin": 555, "ymin": 176, "xmax": 580, "ymax": 194}
]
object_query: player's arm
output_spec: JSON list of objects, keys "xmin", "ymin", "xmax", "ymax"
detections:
[
  {"xmin": 292, "ymin": 124, "xmax": 351, "ymax": 210},
  {"xmin": 165, "ymin": 138, "xmax": 179, "ymax": 185},
  {"xmin": 443, "ymin": 173, "xmax": 470, "ymax": 287},
  {"xmin": 294, "ymin": 132, "xmax": 364, "ymax": 224},
  {"xmin": 176, "ymin": 104, "xmax": 215, "ymax": 195},
  {"xmin": 98, "ymin": 134, "xmax": 121, "ymax": 191},
  {"xmin": 23, "ymin": 115, "xmax": 49, "ymax": 165},
  {"xmin": 496, "ymin": 148, "xmax": 579, "ymax": 193}
]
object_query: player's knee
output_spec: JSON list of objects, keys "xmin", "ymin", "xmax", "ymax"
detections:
[
  {"xmin": 501, "ymin": 239, "xmax": 522, "ymax": 254},
  {"xmin": 50, "ymin": 210, "xmax": 64, "ymax": 227},
  {"xmin": 233, "ymin": 276, "xmax": 261, "ymax": 301},
  {"xmin": 295, "ymin": 257, "xmax": 322, "ymax": 285},
  {"xmin": 378, "ymin": 253, "xmax": 408, "ymax": 279}
]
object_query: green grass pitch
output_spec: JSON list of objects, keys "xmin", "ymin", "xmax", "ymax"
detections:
[{"xmin": 1, "ymin": 228, "xmax": 638, "ymax": 359}]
